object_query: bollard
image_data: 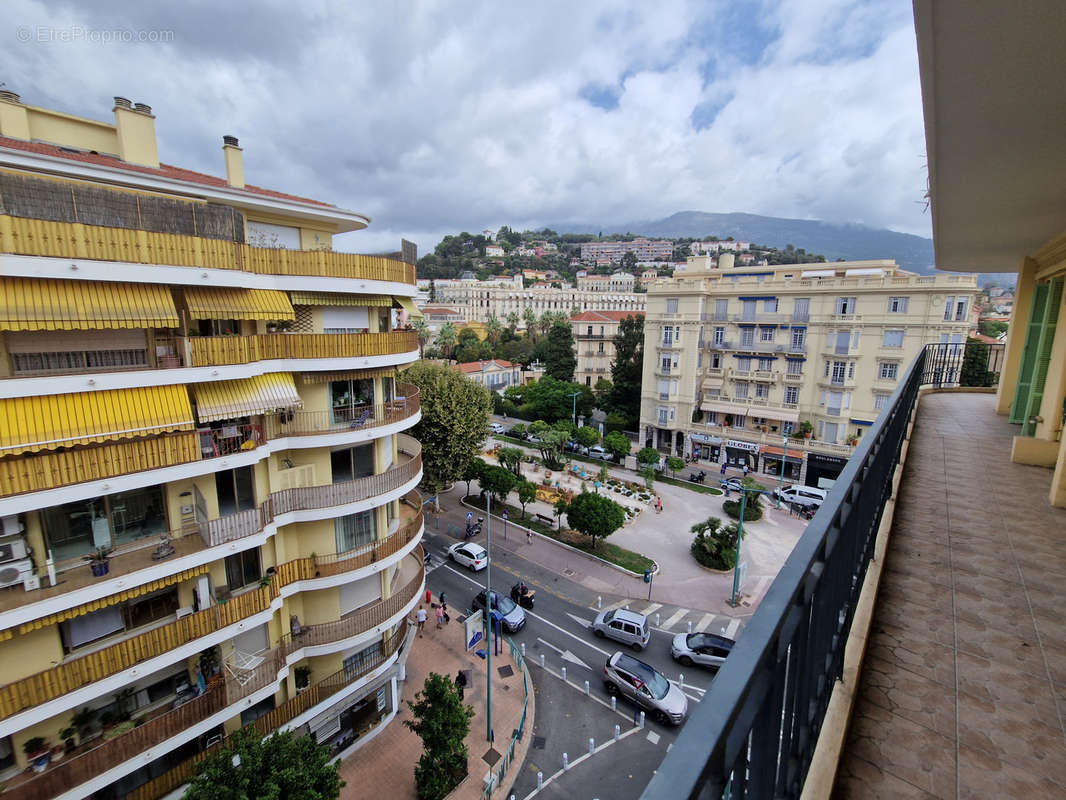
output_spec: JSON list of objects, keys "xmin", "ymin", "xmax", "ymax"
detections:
[
  {"xmin": 624, "ymin": 604, "xmax": 629, "ymax": 610},
  {"xmin": 597, "ymin": 596, "xmax": 602, "ymax": 609},
  {"xmin": 540, "ymin": 653, "xmax": 545, "ymax": 668},
  {"xmin": 614, "ymin": 723, "xmax": 621, "ymax": 741},
  {"xmin": 679, "ymin": 672, "xmax": 684, "ymax": 686},
  {"xmin": 687, "ymin": 620, "xmax": 693, "ymax": 634},
  {"xmin": 611, "ymin": 695, "xmax": 617, "ymax": 711},
  {"xmin": 537, "ymin": 772, "xmax": 543, "ymax": 790},
  {"xmin": 655, "ymin": 612, "xmax": 660, "ymax": 626},
  {"xmin": 639, "ymin": 711, "xmax": 646, "ymax": 729},
  {"xmin": 584, "ymin": 680, "xmax": 591, "ymax": 696},
  {"xmin": 563, "ymin": 753, "xmax": 569, "ymax": 771},
  {"xmin": 588, "ymin": 737, "xmax": 595, "ymax": 755},
  {"xmin": 521, "ymin": 642, "xmax": 526, "ymax": 658},
  {"xmin": 561, "ymin": 666, "xmax": 566, "ymax": 682}
]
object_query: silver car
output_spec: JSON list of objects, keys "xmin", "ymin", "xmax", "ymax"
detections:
[
  {"xmin": 592, "ymin": 608, "xmax": 651, "ymax": 651},
  {"xmin": 670, "ymin": 631, "xmax": 735, "ymax": 669},
  {"xmin": 471, "ymin": 590, "xmax": 526, "ymax": 633},
  {"xmin": 602, "ymin": 651, "xmax": 688, "ymax": 725}
]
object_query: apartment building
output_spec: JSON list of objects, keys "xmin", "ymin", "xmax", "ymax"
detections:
[
  {"xmin": 432, "ymin": 282, "xmax": 645, "ymax": 326},
  {"xmin": 0, "ymin": 93, "xmax": 424, "ymax": 799},
  {"xmin": 639, "ymin": 255, "xmax": 976, "ymax": 487},
  {"xmin": 571, "ymin": 310, "xmax": 645, "ymax": 388},
  {"xmin": 576, "ymin": 272, "xmax": 636, "ymax": 292},
  {"xmin": 580, "ymin": 238, "xmax": 673, "ymax": 264},
  {"xmin": 453, "ymin": 359, "xmax": 522, "ymax": 392}
]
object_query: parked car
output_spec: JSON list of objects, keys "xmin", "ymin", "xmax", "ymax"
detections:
[
  {"xmin": 446, "ymin": 542, "xmax": 488, "ymax": 571},
  {"xmin": 602, "ymin": 651, "xmax": 689, "ymax": 725},
  {"xmin": 471, "ymin": 590, "xmax": 526, "ymax": 633},
  {"xmin": 592, "ymin": 608, "xmax": 651, "ymax": 650},
  {"xmin": 565, "ymin": 441, "xmax": 590, "ymax": 455},
  {"xmin": 526, "ymin": 433, "xmax": 542, "ymax": 444},
  {"xmin": 719, "ymin": 477, "xmax": 745, "ymax": 492},
  {"xmin": 773, "ymin": 484, "xmax": 827, "ymax": 509},
  {"xmin": 587, "ymin": 445, "xmax": 614, "ymax": 461},
  {"xmin": 488, "ymin": 422, "xmax": 506, "ymax": 434},
  {"xmin": 505, "ymin": 427, "xmax": 528, "ymax": 440},
  {"xmin": 670, "ymin": 631, "xmax": 735, "ymax": 669}
]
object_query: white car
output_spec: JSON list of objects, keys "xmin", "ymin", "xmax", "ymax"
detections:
[
  {"xmin": 488, "ymin": 422, "xmax": 506, "ymax": 434},
  {"xmin": 773, "ymin": 484, "xmax": 827, "ymax": 509},
  {"xmin": 670, "ymin": 632, "xmax": 735, "ymax": 669},
  {"xmin": 588, "ymin": 445, "xmax": 614, "ymax": 461},
  {"xmin": 447, "ymin": 542, "xmax": 488, "ymax": 571}
]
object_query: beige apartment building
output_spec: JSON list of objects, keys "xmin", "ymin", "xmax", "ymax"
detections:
[
  {"xmin": 0, "ymin": 93, "xmax": 423, "ymax": 798},
  {"xmin": 433, "ymin": 283, "xmax": 645, "ymax": 326},
  {"xmin": 640, "ymin": 255, "xmax": 976, "ymax": 486},
  {"xmin": 570, "ymin": 310, "xmax": 645, "ymax": 388}
]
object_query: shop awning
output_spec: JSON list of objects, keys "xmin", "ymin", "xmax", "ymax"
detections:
[
  {"xmin": 755, "ymin": 407, "xmax": 801, "ymax": 423},
  {"xmin": 17, "ymin": 566, "xmax": 210, "ymax": 634},
  {"xmin": 0, "ymin": 385, "xmax": 195, "ymax": 456},
  {"xmin": 193, "ymin": 373, "xmax": 303, "ymax": 422},
  {"xmin": 289, "ymin": 292, "xmax": 393, "ymax": 307},
  {"xmin": 395, "ymin": 295, "xmax": 423, "ymax": 319},
  {"xmin": 761, "ymin": 445, "xmax": 803, "ymax": 461},
  {"xmin": 0, "ymin": 277, "xmax": 179, "ymax": 331},
  {"xmin": 184, "ymin": 287, "xmax": 295, "ymax": 321},
  {"xmin": 701, "ymin": 400, "xmax": 751, "ymax": 416},
  {"xmin": 701, "ymin": 378, "xmax": 724, "ymax": 390},
  {"xmin": 298, "ymin": 367, "xmax": 395, "ymax": 384}
]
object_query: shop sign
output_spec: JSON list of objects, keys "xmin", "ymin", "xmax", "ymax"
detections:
[
  {"xmin": 465, "ymin": 610, "xmax": 484, "ymax": 651},
  {"xmin": 376, "ymin": 687, "xmax": 386, "ymax": 712},
  {"xmin": 726, "ymin": 439, "xmax": 760, "ymax": 453},
  {"xmin": 808, "ymin": 452, "xmax": 847, "ymax": 467}
]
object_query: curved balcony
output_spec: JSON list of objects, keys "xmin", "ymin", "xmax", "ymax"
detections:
[
  {"xmin": 2, "ymin": 556, "xmax": 423, "ymax": 800},
  {"xmin": 0, "ymin": 494, "xmax": 424, "ymax": 723},
  {"xmin": 261, "ymin": 383, "xmax": 420, "ymax": 440},
  {"xmin": 188, "ymin": 331, "xmax": 418, "ymax": 368}
]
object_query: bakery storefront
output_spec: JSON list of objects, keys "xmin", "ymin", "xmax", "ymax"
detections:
[
  {"xmin": 724, "ymin": 438, "xmax": 760, "ymax": 470},
  {"xmin": 805, "ymin": 451, "xmax": 848, "ymax": 488},
  {"xmin": 760, "ymin": 444, "xmax": 802, "ymax": 481}
]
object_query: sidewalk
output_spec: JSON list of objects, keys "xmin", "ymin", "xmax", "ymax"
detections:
[{"xmin": 340, "ymin": 601, "xmax": 534, "ymax": 800}]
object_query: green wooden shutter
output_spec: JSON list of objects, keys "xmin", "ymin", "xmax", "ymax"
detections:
[
  {"xmin": 1012, "ymin": 278, "xmax": 1063, "ymax": 433},
  {"xmin": 1010, "ymin": 284, "xmax": 1047, "ymax": 424}
]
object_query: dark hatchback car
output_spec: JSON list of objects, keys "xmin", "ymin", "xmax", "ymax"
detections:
[{"xmin": 471, "ymin": 590, "xmax": 527, "ymax": 633}]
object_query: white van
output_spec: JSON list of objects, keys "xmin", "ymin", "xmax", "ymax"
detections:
[{"xmin": 773, "ymin": 484, "xmax": 828, "ymax": 508}]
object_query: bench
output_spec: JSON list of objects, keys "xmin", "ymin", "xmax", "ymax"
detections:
[{"xmin": 535, "ymin": 513, "xmax": 554, "ymax": 526}]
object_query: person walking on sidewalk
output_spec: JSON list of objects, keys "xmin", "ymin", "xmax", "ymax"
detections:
[
  {"xmin": 416, "ymin": 605, "xmax": 427, "ymax": 637},
  {"xmin": 720, "ymin": 462, "xmax": 727, "ymax": 478},
  {"xmin": 527, "ymin": 529, "xmax": 533, "ymax": 545},
  {"xmin": 435, "ymin": 603, "xmax": 444, "ymax": 629}
]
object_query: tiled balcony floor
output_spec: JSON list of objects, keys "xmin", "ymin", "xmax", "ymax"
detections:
[{"xmin": 834, "ymin": 392, "xmax": 1066, "ymax": 799}]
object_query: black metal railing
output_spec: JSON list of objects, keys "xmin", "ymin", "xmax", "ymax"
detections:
[{"xmin": 641, "ymin": 340, "xmax": 1004, "ymax": 800}]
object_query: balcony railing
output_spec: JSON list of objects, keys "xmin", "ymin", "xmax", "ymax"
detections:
[
  {"xmin": 262, "ymin": 384, "xmax": 419, "ymax": 440},
  {"xmin": 188, "ymin": 331, "xmax": 418, "ymax": 367},
  {"xmin": 0, "ymin": 215, "xmax": 416, "ymax": 284},
  {"xmin": 641, "ymin": 342, "xmax": 1005, "ymax": 800},
  {"xmin": 0, "ymin": 491, "xmax": 423, "ymax": 721},
  {"xmin": 6, "ymin": 558, "xmax": 423, "ymax": 800}
]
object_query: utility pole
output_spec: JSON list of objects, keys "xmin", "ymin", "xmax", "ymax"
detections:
[
  {"xmin": 567, "ymin": 391, "xmax": 580, "ymax": 427},
  {"xmin": 485, "ymin": 494, "xmax": 493, "ymax": 743}
]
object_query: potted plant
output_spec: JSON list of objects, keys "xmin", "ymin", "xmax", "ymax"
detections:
[
  {"xmin": 59, "ymin": 726, "xmax": 77, "ymax": 755},
  {"xmin": 798, "ymin": 421, "xmax": 814, "ymax": 440},
  {"xmin": 846, "ymin": 435, "xmax": 859, "ymax": 446},
  {"xmin": 83, "ymin": 546, "xmax": 113, "ymax": 577},
  {"xmin": 71, "ymin": 707, "xmax": 97, "ymax": 741},
  {"xmin": 294, "ymin": 665, "xmax": 311, "ymax": 692},
  {"xmin": 23, "ymin": 737, "xmax": 50, "ymax": 772}
]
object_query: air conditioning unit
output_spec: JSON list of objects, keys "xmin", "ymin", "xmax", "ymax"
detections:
[
  {"xmin": 0, "ymin": 539, "xmax": 29, "ymax": 563},
  {"xmin": 0, "ymin": 559, "xmax": 33, "ymax": 588}
]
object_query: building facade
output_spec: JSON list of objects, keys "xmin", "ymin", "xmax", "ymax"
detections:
[
  {"xmin": 580, "ymin": 238, "xmax": 673, "ymax": 264},
  {"xmin": 576, "ymin": 272, "xmax": 636, "ymax": 292},
  {"xmin": 570, "ymin": 310, "xmax": 645, "ymax": 388},
  {"xmin": 639, "ymin": 256, "xmax": 976, "ymax": 487},
  {"xmin": 0, "ymin": 93, "xmax": 423, "ymax": 798},
  {"xmin": 453, "ymin": 359, "xmax": 522, "ymax": 392},
  {"xmin": 432, "ymin": 283, "xmax": 645, "ymax": 326}
]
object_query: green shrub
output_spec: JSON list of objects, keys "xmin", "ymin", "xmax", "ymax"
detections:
[
  {"xmin": 722, "ymin": 498, "xmax": 763, "ymax": 521},
  {"xmin": 690, "ymin": 516, "xmax": 739, "ymax": 570}
]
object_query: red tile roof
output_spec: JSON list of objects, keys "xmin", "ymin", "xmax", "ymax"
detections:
[
  {"xmin": 455, "ymin": 359, "xmax": 515, "ymax": 373},
  {"xmin": 0, "ymin": 135, "xmax": 335, "ymax": 208},
  {"xmin": 569, "ymin": 310, "xmax": 646, "ymax": 322}
]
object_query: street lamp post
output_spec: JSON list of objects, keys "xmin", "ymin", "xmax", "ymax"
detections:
[
  {"xmin": 776, "ymin": 434, "xmax": 789, "ymax": 509},
  {"xmin": 731, "ymin": 485, "xmax": 773, "ymax": 607},
  {"xmin": 567, "ymin": 391, "xmax": 580, "ymax": 427},
  {"xmin": 485, "ymin": 494, "xmax": 493, "ymax": 743}
]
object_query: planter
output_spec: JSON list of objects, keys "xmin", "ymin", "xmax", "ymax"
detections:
[{"xmin": 89, "ymin": 560, "xmax": 110, "ymax": 577}]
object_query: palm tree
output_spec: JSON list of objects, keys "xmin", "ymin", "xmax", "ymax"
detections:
[
  {"xmin": 522, "ymin": 307, "xmax": 538, "ymax": 339},
  {"xmin": 537, "ymin": 311, "xmax": 553, "ymax": 339},
  {"xmin": 411, "ymin": 318, "xmax": 431, "ymax": 358},
  {"xmin": 434, "ymin": 322, "xmax": 457, "ymax": 360},
  {"xmin": 485, "ymin": 313, "xmax": 504, "ymax": 349},
  {"xmin": 505, "ymin": 311, "xmax": 520, "ymax": 334}
]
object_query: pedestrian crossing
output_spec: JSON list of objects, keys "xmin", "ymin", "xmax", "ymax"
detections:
[{"xmin": 588, "ymin": 599, "xmax": 746, "ymax": 640}]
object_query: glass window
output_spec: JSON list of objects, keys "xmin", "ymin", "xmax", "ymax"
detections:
[
  {"xmin": 737, "ymin": 357, "xmax": 752, "ymax": 372},
  {"xmin": 331, "ymin": 443, "xmax": 375, "ymax": 483},
  {"xmin": 790, "ymin": 329, "xmax": 806, "ymax": 349},
  {"xmin": 741, "ymin": 300, "xmax": 756, "ymax": 320},
  {"xmin": 713, "ymin": 327, "xmax": 725, "ymax": 345},
  {"xmin": 734, "ymin": 382, "xmax": 749, "ymax": 399},
  {"xmin": 740, "ymin": 328, "xmax": 754, "ymax": 347},
  {"xmin": 666, "ymin": 298, "xmax": 679, "ymax": 314},
  {"xmin": 763, "ymin": 298, "xmax": 778, "ymax": 312},
  {"xmin": 784, "ymin": 386, "xmax": 799, "ymax": 404},
  {"xmin": 710, "ymin": 353, "xmax": 722, "ymax": 369},
  {"xmin": 835, "ymin": 297, "xmax": 857, "ymax": 315},
  {"xmin": 225, "ymin": 548, "xmax": 262, "ymax": 590},
  {"xmin": 344, "ymin": 640, "xmax": 383, "ymax": 677},
  {"xmin": 714, "ymin": 299, "xmax": 729, "ymax": 319},
  {"xmin": 758, "ymin": 357, "xmax": 773, "ymax": 370},
  {"xmin": 888, "ymin": 296, "xmax": 909, "ymax": 313},
  {"xmin": 786, "ymin": 359, "xmax": 803, "ymax": 375},
  {"xmin": 42, "ymin": 485, "xmax": 168, "ymax": 562},
  {"xmin": 755, "ymin": 383, "xmax": 769, "ymax": 398},
  {"xmin": 336, "ymin": 510, "xmax": 376, "ymax": 553},
  {"xmin": 955, "ymin": 299, "xmax": 967, "ymax": 321},
  {"xmin": 330, "ymin": 378, "xmax": 374, "ymax": 423},
  {"xmin": 759, "ymin": 326, "xmax": 775, "ymax": 342},
  {"xmin": 879, "ymin": 362, "xmax": 898, "ymax": 380},
  {"xmin": 216, "ymin": 466, "xmax": 255, "ymax": 516},
  {"xmin": 874, "ymin": 394, "xmax": 889, "ymax": 411},
  {"xmin": 883, "ymin": 330, "xmax": 904, "ymax": 347},
  {"xmin": 793, "ymin": 298, "xmax": 810, "ymax": 320},
  {"xmin": 831, "ymin": 362, "xmax": 846, "ymax": 382}
]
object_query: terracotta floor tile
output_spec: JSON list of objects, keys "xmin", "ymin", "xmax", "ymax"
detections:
[
  {"xmin": 866, "ymin": 622, "xmax": 956, "ymax": 688},
  {"xmin": 858, "ymin": 655, "xmax": 956, "ymax": 738},
  {"xmin": 832, "ymin": 754, "xmax": 944, "ymax": 800}
]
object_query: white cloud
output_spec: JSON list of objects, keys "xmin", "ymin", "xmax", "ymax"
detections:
[{"xmin": 1, "ymin": 0, "xmax": 930, "ymax": 257}]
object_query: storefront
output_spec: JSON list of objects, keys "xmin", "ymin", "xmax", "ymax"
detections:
[
  {"xmin": 688, "ymin": 433, "xmax": 722, "ymax": 463},
  {"xmin": 724, "ymin": 438, "xmax": 760, "ymax": 470},
  {"xmin": 760, "ymin": 445, "xmax": 802, "ymax": 481},
  {"xmin": 805, "ymin": 452, "xmax": 848, "ymax": 489}
]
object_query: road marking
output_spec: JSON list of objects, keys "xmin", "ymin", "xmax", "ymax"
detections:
[
  {"xmin": 679, "ymin": 682, "xmax": 706, "ymax": 694},
  {"xmin": 536, "ymin": 637, "xmax": 563, "ymax": 654},
  {"xmin": 725, "ymin": 618, "xmax": 741, "ymax": 638},
  {"xmin": 597, "ymin": 598, "xmax": 629, "ymax": 613},
  {"xmin": 682, "ymin": 691, "xmax": 702, "ymax": 703},
  {"xmin": 536, "ymin": 637, "xmax": 592, "ymax": 670},
  {"xmin": 638, "ymin": 602, "xmax": 663, "ymax": 616},
  {"xmin": 661, "ymin": 608, "xmax": 687, "ymax": 629},
  {"xmin": 646, "ymin": 730, "xmax": 661, "ymax": 745},
  {"xmin": 694, "ymin": 612, "xmax": 716, "ymax": 632},
  {"xmin": 566, "ymin": 612, "xmax": 593, "ymax": 629},
  {"xmin": 520, "ymin": 724, "xmax": 644, "ymax": 800}
]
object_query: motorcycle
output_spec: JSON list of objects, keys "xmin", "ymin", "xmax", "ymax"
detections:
[
  {"xmin": 510, "ymin": 580, "xmax": 535, "ymax": 609},
  {"xmin": 465, "ymin": 517, "xmax": 484, "ymax": 540},
  {"xmin": 688, "ymin": 470, "xmax": 707, "ymax": 484}
]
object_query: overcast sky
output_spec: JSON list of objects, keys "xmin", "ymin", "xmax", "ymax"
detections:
[{"xmin": 3, "ymin": 0, "xmax": 928, "ymax": 255}]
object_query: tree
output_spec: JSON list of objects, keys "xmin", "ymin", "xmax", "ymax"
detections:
[
  {"xmin": 517, "ymin": 480, "xmax": 537, "ymax": 519},
  {"xmin": 636, "ymin": 447, "xmax": 661, "ymax": 469},
  {"xmin": 522, "ymin": 307, "xmax": 538, "ymax": 338},
  {"xmin": 505, "ymin": 311, "xmax": 521, "ymax": 334},
  {"xmin": 479, "ymin": 464, "xmax": 518, "ymax": 505},
  {"xmin": 960, "ymin": 338, "xmax": 996, "ymax": 387},
  {"xmin": 434, "ymin": 323, "xmax": 458, "ymax": 360},
  {"xmin": 404, "ymin": 672, "xmax": 475, "ymax": 800},
  {"xmin": 454, "ymin": 328, "xmax": 486, "ymax": 363},
  {"xmin": 541, "ymin": 321, "xmax": 577, "ymax": 382},
  {"xmin": 523, "ymin": 376, "xmax": 590, "ymax": 422},
  {"xmin": 405, "ymin": 362, "xmax": 492, "ymax": 509},
  {"xmin": 604, "ymin": 411, "xmax": 629, "ymax": 433},
  {"xmin": 508, "ymin": 422, "xmax": 527, "ymax": 439},
  {"xmin": 690, "ymin": 516, "xmax": 739, "ymax": 571},
  {"xmin": 497, "ymin": 446, "xmax": 524, "ymax": 478},
  {"xmin": 666, "ymin": 456, "xmax": 684, "ymax": 478},
  {"xmin": 620, "ymin": 251, "xmax": 638, "ymax": 271},
  {"xmin": 553, "ymin": 497, "xmax": 568, "ymax": 530},
  {"xmin": 461, "ymin": 458, "xmax": 486, "ymax": 498},
  {"xmin": 574, "ymin": 425, "xmax": 600, "ymax": 449},
  {"xmin": 485, "ymin": 314, "xmax": 504, "ymax": 347},
  {"xmin": 978, "ymin": 320, "xmax": 1008, "ymax": 338},
  {"xmin": 593, "ymin": 378, "xmax": 613, "ymax": 408},
  {"xmin": 608, "ymin": 315, "xmax": 645, "ymax": 427},
  {"xmin": 565, "ymin": 490, "xmax": 626, "ymax": 550},
  {"xmin": 412, "ymin": 318, "xmax": 431, "ymax": 358},
  {"xmin": 184, "ymin": 728, "xmax": 342, "ymax": 800},
  {"xmin": 603, "ymin": 430, "xmax": 632, "ymax": 461}
]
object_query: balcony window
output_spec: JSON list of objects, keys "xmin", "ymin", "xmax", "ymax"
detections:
[
  {"xmin": 821, "ymin": 421, "xmax": 839, "ymax": 442},
  {"xmin": 713, "ymin": 327, "xmax": 725, "ymax": 345},
  {"xmin": 835, "ymin": 296, "xmax": 857, "ymax": 315},
  {"xmin": 714, "ymin": 299, "xmax": 729, "ymax": 320},
  {"xmin": 790, "ymin": 329, "xmax": 806, "ymax": 349},
  {"xmin": 784, "ymin": 385, "xmax": 799, "ymax": 404},
  {"xmin": 737, "ymin": 357, "xmax": 752, "ymax": 372},
  {"xmin": 60, "ymin": 587, "xmax": 179, "ymax": 652},
  {"xmin": 733, "ymin": 414, "xmax": 746, "ymax": 429},
  {"xmin": 706, "ymin": 411, "xmax": 719, "ymax": 425},
  {"xmin": 888, "ymin": 296, "xmax": 909, "ymax": 313},
  {"xmin": 786, "ymin": 359, "xmax": 803, "ymax": 375},
  {"xmin": 344, "ymin": 639, "xmax": 384, "ymax": 677},
  {"xmin": 331, "ymin": 443, "xmax": 376, "ymax": 483},
  {"xmin": 944, "ymin": 296, "xmax": 955, "ymax": 321},
  {"xmin": 0, "ymin": 736, "xmax": 13, "ymax": 772},
  {"xmin": 793, "ymin": 298, "xmax": 810, "ymax": 321},
  {"xmin": 194, "ymin": 318, "xmax": 241, "ymax": 337},
  {"xmin": 336, "ymin": 510, "xmax": 376, "ymax": 553},
  {"xmin": 831, "ymin": 361, "xmax": 846, "ymax": 384},
  {"xmin": 835, "ymin": 330, "xmax": 851, "ymax": 354},
  {"xmin": 874, "ymin": 393, "xmax": 889, "ymax": 411},
  {"xmin": 216, "ymin": 465, "xmax": 256, "ymax": 516},
  {"xmin": 734, "ymin": 383, "xmax": 749, "ymax": 400},
  {"xmin": 331, "ymin": 378, "xmax": 374, "ymax": 423},
  {"xmin": 710, "ymin": 353, "xmax": 722, "ymax": 369},
  {"xmin": 955, "ymin": 299, "xmax": 968, "ymax": 321},
  {"xmin": 666, "ymin": 298, "xmax": 679, "ymax": 314},
  {"xmin": 759, "ymin": 326, "xmax": 775, "ymax": 342},
  {"xmin": 587, "ymin": 325, "xmax": 593, "ymax": 336},
  {"xmin": 225, "ymin": 548, "xmax": 262, "ymax": 591},
  {"xmin": 740, "ymin": 329, "xmax": 755, "ymax": 348},
  {"xmin": 763, "ymin": 298, "xmax": 778, "ymax": 312},
  {"xmin": 755, "ymin": 383, "xmax": 769, "ymax": 399},
  {"xmin": 879, "ymin": 362, "xmax": 899, "ymax": 380},
  {"xmin": 758, "ymin": 357, "xmax": 773, "ymax": 371},
  {"xmin": 741, "ymin": 300, "xmax": 756, "ymax": 320},
  {"xmin": 42, "ymin": 485, "xmax": 167, "ymax": 563}
]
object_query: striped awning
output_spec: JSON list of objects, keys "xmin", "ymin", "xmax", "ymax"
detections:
[
  {"xmin": 16, "ymin": 566, "xmax": 210, "ymax": 634},
  {"xmin": 289, "ymin": 292, "xmax": 393, "ymax": 307},
  {"xmin": 701, "ymin": 377, "xmax": 724, "ymax": 390},
  {"xmin": 193, "ymin": 373, "xmax": 303, "ymax": 422},
  {"xmin": 756, "ymin": 407, "xmax": 801, "ymax": 423},
  {"xmin": 395, "ymin": 295, "xmax": 423, "ymax": 319},
  {"xmin": 700, "ymin": 400, "xmax": 751, "ymax": 416},
  {"xmin": 0, "ymin": 385, "xmax": 195, "ymax": 456},
  {"xmin": 0, "ymin": 277, "xmax": 179, "ymax": 331},
  {"xmin": 184, "ymin": 287, "xmax": 295, "ymax": 321},
  {"xmin": 298, "ymin": 367, "xmax": 394, "ymax": 384}
]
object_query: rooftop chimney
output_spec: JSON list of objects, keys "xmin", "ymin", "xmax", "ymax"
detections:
[
  {"xmin": 222, "ymin": 135, "xmax": 244, "ymax": 188},
  {"xmin": 0, "ymin": 88, "xmax": 29, "ymax": 140},
  {"xmin": 113, "ymin": 97, "xmax": 159, "ymax": 167}
]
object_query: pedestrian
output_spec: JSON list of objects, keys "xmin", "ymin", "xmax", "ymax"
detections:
[
  {"xmin": 416, "ymin": 605, "xmax": 427, "ymax": 637},
  {"xmin": 455, "ymin": 670, "xmax": 467, "ymax": 700},
  {"xmin": 435, "ymin": 604, "xmax": 444, "ymax": 629},
  {"xmin": 440, "ymin": 592, "xmax": 450, "ymax": 624},
  {"xmin": 743, "ymin": 463, "xmax": 750, "ymax": 477},
  {"xmin": 527, "ymin": 529, "xmax": 533, "ymax": 545},
  {"xmin": 720, "ymin": 462, "xmax": 727, "ymax": 478},
  {"xmin": 657, "ymin": 497, "xmax": 663, "ymax": 513}
]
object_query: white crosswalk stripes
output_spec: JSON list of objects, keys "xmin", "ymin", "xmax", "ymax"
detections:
[
  {"xmin": 694, "ymin": 612, "xmax": 716, "ymax": 632},
  {"xmin": 660, "ymin": 608, "xmax": 687, "ymax": 629},
  {"xmin": 725, "ymin": 617, "xmax": 742, "ymax": 638},
  {"xmin": 588, "ymin": 598, "xmax": 747, "ymax": 639}
]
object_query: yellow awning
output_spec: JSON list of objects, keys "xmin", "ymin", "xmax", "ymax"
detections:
[
  {"xmin": 754, "ymin": 407, "xmax": 801, "ymax": 423},
  {"xmin": 701, "ymin": 378, "xmax": 724, "ymax": 390},
  {"xmin": 395, "ymin": 295, "xmax": 423, "ymax": 319},
  {"xmin": 0, "ymin": 277, "xmax": 179, "ymax": 331},
  {"xmin": 16, "ymin": 566, "xmax": 210, "ymax": 635},
  {"xmin": 298, "ymin": 367, "xmax": 395, "ymax": 384},
  {"xmin": 700, "ymin": 400, "xmax": 751, "ymax": 417},
  {"xmin": 193, "ymin": 373, "xmax": 303, "ymax": 422},
  {"xmin": 184, "ymin": 287, "xmax": 295, "ymax": 321},
  {"xmin": 289, "ymin": 292, "xmax": 393, "ymax": 307},
  {"xmin": 0, "ymin": 385, "xmax": 195, "ymax": 456}
]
